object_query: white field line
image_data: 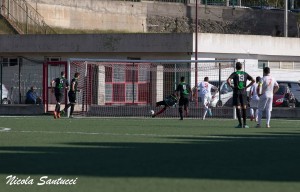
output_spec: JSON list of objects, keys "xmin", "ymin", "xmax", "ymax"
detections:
[
  {"xmin": 1, "ymin": 116, "xmax": 300, "ymax": 122},
  {"xmin": 0, "ymin": 128, "xmax": 296, "ymax": 140},
  {"xmin": 0, "ymin": 127, "xmax": 11, "ymax": 131}
]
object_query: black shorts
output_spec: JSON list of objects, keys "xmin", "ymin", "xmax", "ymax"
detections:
[
  {"xmin": 179, "ymin": 97, "xmax": 189, "ymax": 108},
  {"xmin": 156, "ymin": 100, "xmax": 167, "ymax": 107},
  {"xmin": 68, "ymin": 91, "xmax": 76, "ymax": 103},
  {"xmin": 55, "ymin": 92, "xmax": 64, "ymax": 103},
  {"xmin": 232, "ymin": 93, "xmax": 247, "ymax": 106}
]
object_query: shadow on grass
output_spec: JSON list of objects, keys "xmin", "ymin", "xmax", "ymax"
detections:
[{"xmin": 0, "ymin": 134, "xmax": 300, "ymax": 181}]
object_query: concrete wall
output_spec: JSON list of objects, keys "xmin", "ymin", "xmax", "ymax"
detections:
[
  {"xmin": 27, "ymin": 0, "xmax": 147, "ymax": 32},
  {"xmin": 0, "ymin": 33, "xmax": 193, "ymax": 53},
  {"xmin": 0, "ymin": 104, "xmax": 45, "ymax": 115},
  {"xmin": 1, "ymin": 33, "xmax": 300, "ymax": 60},
  {"xmin": 196, "ymin": 33, "xmax": 300, "ymax": 59},
  {"xmin": 1, "ymin": 33, "xmax": 300, "ymax": 89},
  {"xmin": 1, "ymin": 33, "xmax": 300, "ymax": 83},
  {"xmin": 27, "ymin": 0, "xmax": 300, "ymax": 36}
]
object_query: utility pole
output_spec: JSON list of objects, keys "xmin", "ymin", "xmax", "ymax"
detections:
[
  {"xmin": 195, "ymin": 0, "xmax": 198, "ymax": 107},
  {"xmin": 284, "ymin": 0, "xmax": 288, "ymax": 37}
]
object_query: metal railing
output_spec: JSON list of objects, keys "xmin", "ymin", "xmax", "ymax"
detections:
[
  {"xmin": 0, "ymin": 0, "xmax": 56, "ymax": 34},
  {"xmin": 108, "ymin": 0, "xmax": 299, "ymax": 9}
]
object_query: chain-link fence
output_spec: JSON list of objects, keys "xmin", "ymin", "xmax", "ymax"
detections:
[{"xmin": 0, "ymin": 57, "xmax": 43, "ymax": 104}]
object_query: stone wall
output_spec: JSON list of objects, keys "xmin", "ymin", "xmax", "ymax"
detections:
[
  {"xmin": 147, "ymin": 5, "xmax": 299, "ymax": 37},
  {"xmin": 26, "ymin": 1, "xmax": 300, "ymax": 37}
]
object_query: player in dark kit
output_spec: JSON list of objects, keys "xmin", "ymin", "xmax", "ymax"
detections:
[
  {"xmin": 176, "ymin": 76, "xmax": 192, "ymax": 120},
  {"xmin": 61, "ymin": 72, "xmax": 80, "ymax": 118},
  {"xmin": 152, "ymin": 93, "xmax": 178, "ymax": 118},
  {"xmin": 51, "ymin": 71, "xmax": 69, "ymax": 119},
  {"xmin": 227, "ymin": 62, "xmax": 255, "ymax": 128}
]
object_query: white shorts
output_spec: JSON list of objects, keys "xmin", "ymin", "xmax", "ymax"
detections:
[
  {"xmin": 250, "ymin": 99, "xmax": 259, "ymax": 109},
  {"xmin": 258, "ymin": 95, "xmax": 273, "ymax": 112},
  {"xmin": 200, "ymin": 94, "xmax": 212, "ymax": 107}
]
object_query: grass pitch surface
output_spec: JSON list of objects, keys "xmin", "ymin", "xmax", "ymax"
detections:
[{"xmin": 0, "ymin": 117, "xmax": 300, "ymax": 192}]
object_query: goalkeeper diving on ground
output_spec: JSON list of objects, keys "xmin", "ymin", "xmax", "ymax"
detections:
[{"xmin": 151, "ymin": 93, "xmax": 178, "ymax": 118}]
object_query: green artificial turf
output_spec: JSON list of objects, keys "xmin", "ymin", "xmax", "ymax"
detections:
[{"xmin": 0, "ymin": 117, "xmax": 300, "ymax": 192}]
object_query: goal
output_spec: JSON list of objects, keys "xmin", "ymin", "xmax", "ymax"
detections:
[{"xmin": 67, "ymin": 58, "xmax": 236, "ymax": 118}]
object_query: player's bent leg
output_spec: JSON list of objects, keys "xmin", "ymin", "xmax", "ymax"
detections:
[
  {"xmin": 69, "ymin": 103, "xmax": 75, "ymax": 118},
  {"xmin": 54, "ymin": 102, "xmax": 60, "ymax": 119},
  {"xmin": 154, "ymin": 106, "xmax": 167, "ymax": 117},
  {"xmin": 202, "ymin": 103, "xmax": 208, "ymax": 120},
  {"xmin": 184, "ymin": 106, "xmax": 189, "ymax": 117},
  {"xmin": 255, "ymin": 108, "xmax": 259, "ymax": 122},
  {"xmin": 179, "ymin": 106, "xmax": 183, "ymax": 120},
  {"xmin": 53, "ymin": 111, "xmax": 57, "ymax": 119},
  {"xmin": 256, "ymin": 109, "xmax": 263, "ymax": 128},
  {"xmin": 250, "ymin": 108, "xmax": 254, "ymax": 121}
]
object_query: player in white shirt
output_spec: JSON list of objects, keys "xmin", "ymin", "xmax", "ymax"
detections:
[
  {"xmin": 256, "ymin": 67, "xmax": 279, "ymax": 128},
  {"xmin": 249, "ymin": 76, "xmax": 261, "ymax": 122},
  {"xmin": 196, "ymin": 77, "xmax": 218, "ymax": 120}
]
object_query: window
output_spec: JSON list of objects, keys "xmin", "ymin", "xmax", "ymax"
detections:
[
  {"xmin": 258, "ymin": 61, "xmax": 300, "ymax": 70},
  {"xmin": 45, "ymin": 57, "xmax": 61, "ymax": 62},
  {"xmin": 1, "ymin": 58, "xmax": 20, "ymax": 67},
  {"xmin": 280, "ymin": 62, "xmax": 293, "ymax": 69},
  {"xmin": 105, "ymin": 63, "xmax": 150, "ymax": 104},
  {"xmin": 258, "ymin": 60, "xmax": 268, "ymax": 69},
  {"xmin": 269, "ymin": 61, "xmax": 280, "ymax": 69},
  {"xmin": 113, "ymin": 65, "xmax": 125, "ymax": 82},
  {"xmin": 294, "ymin": 62, "xmax": 300, "ymax": 70}
]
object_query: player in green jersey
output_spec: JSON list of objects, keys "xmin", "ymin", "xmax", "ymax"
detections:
[
  {"xmin": 51, "ymin": 71, "xmax": 69, "ymax": 119},
  {"xmin": 61, "ymin": 72, "xmax": 80, "ymax": 118},
  {"xmin": 176, "ymin": 76, "xmax": 192, "ymax": 120},
  {"xmin": 227, "ymin": 62, "xmax": 255, "ymax": 128}
]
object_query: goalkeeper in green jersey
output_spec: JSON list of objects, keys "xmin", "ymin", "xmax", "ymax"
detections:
[{"xmin": 152, "ymin": 94, "xmax": 178, "ymax": 118}]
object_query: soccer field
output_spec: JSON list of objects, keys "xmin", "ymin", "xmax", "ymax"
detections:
[{"xmin": 0, "ymin": 117, "xmax": 300, "ymax": 192}]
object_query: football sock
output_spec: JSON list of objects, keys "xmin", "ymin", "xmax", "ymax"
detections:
[
  {"xmin": 179, "ymin": 108, "xmax": 183, "ymax": 119},
  {"xmin": 255, "ymin": 109, "xmax": 259, "ymax": 120},
  {"xmin": 258, "ymin": 109, "xmax": 263, "ymax": 125},
  {"xmin": 185, "ymin": 108, "xmax": 189, "ymax": 117},
  {"xmin": 203, "ymin": 106, "xmax": 208, "ymax": 119},
  {"xmin": 55, "ymin": 103, "xmax": 60, "ymax": 112},
  {"xmin": 266, "ymin": 110, "xmax": 271, "ymax": 125},
  {"xmin": 236, "ymin": 108, "xmax": 242, "ymax": 125},
  {"xmin": 250, "ymin": 108, "xmax": 254, "ymax": 117},
  {"xmin": 242, "ymin": 108, "xmax": 247, "ymax": 125},
  {"xmin": 70, "ymin": 104, "xmax": 75, "ymax": 116},
  {"xmin": 156, "ymin": 107, "xmax": 167, "ymax": 116}
]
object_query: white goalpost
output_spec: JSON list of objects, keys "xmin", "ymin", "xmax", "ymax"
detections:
[{"xmin": 67, "ymin": 58, "xmax": 236, "ymax": 118}]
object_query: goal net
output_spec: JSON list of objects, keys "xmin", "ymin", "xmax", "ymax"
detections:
[{"xmin": 67, "ymin": 58, "xmax": 236, "ymax": 118}]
